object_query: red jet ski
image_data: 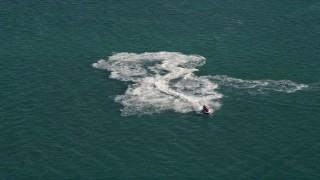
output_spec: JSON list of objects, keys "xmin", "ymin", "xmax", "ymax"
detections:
[{"xmin": 202, "ymin": 105, "xmax": 211, "ymax": 114}]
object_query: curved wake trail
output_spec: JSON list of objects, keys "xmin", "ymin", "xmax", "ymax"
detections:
[{"xmin": 93, "ymin": 52, "xmax": 308, "ymax": 116}]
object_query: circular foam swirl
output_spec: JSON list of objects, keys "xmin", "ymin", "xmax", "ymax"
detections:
[{"xmin": 93, "ymin": 52, "xmax": 222, "ymax": 116}]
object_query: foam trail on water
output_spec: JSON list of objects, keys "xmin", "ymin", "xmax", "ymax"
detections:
[
  {"xmin": 93, "ymin": 52, "xmax": 222, "ymax": 116},
  {"xmin": 208, "ymin": 75, "xmax": 308, "ymax": 94},
  {"xmin": 93, "ymin": 52, "xmax": 309, "ymax": 116}
]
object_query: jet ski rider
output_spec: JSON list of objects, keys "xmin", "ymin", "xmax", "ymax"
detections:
[{"xmin": 203, "ymin": 105, "xmax": 209, "ymax": 112}]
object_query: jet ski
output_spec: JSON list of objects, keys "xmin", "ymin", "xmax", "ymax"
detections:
[{"xmin": 202, "ymin": 105, "xmax": 211, "ymax": 114}]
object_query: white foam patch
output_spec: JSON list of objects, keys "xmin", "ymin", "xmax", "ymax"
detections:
[
  {"xmin": 93, "ymin": 52, "xmax": 222, "ymax": 116},
  {"xmin": 93, "ymin": 52, "xmax": 308, "ymax": 116},
  {"xmin": 208, "ymin": 75, "xmax": 308, "ymax": 94}
]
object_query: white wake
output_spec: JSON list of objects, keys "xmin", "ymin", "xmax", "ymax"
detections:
[
  {"xmin": 92, "ymin": 52, "xmax": 308, "ymax": 116},
  {"xmin": 208, "ymin": 75, "xmax": 308, "ymax": 94}
]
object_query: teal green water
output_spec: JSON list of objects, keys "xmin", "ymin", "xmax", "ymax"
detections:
[{"xmin": 1, "ymin": 0, "xmax": 320, "ymax": 179}]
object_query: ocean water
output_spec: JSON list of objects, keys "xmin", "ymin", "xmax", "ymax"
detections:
[{"xmin": 1, "ymin": 0, "xmax": 320, "ymax": 179}]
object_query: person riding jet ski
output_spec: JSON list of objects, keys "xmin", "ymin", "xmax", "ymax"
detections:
[{"xmin": 202, "ymin": 105, "xmax": 210, "ymax": 113}]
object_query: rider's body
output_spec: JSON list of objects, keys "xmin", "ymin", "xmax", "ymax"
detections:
[{"xmin": 203, "ymin": 105, "xmax": 209, "ymax": 112}]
